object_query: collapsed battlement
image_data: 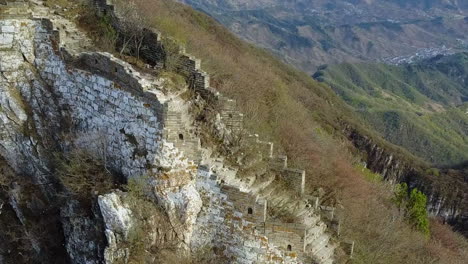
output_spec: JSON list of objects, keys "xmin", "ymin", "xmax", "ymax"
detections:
[
  {"xmin": 198, "ymin": 165, "xmax": 339, "ymax": 262},
  {"xmin": 77, "ymin": 53, "xmax": 146, "ymax": 93}
]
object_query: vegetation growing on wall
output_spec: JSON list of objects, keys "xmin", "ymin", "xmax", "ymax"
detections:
[{"xmin": 55, "ymin": 149, "xmax": 116, "ymax": 200}]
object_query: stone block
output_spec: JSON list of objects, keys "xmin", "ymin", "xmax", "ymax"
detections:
[
  {"xmin": 0, "ymin": 33, "xmax": 14, "ymax": 47},
  {"xmin": 1, "ymin": 25, "xmax": 15, "ymax": 33}
]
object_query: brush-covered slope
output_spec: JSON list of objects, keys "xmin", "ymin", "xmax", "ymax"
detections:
[
  {"xmin": 313, "ymin": 53, "xmax": 468, "ymax": 166},
  {"xmin": 118, "ymin": 1, "xmax": 468, "ymax": 263}
]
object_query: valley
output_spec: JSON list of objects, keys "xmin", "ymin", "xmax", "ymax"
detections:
[
  {"xmin": 314, "ymin": 53, "xmax": 468, "ymax": 166},
  {"xmin": 178, "ymin": 0, "xmax": 468, "ymax": 73}
]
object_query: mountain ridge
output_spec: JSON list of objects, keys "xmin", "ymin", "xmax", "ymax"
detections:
[{"xmin": 178, "ymin": 0, "xmax": 468, "ymax": 73}]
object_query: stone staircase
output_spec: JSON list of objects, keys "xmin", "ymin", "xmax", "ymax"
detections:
[
  {"xmin": 194, "ymin": 166, "xmax": 298, "ymax": 263},
  {"xmin": 193, "ymin": 159, "xmax": 338, "ymax": 264},
  {"xmin": 0, "ymin": 0, "xmax": 31, "ymax": 19}
]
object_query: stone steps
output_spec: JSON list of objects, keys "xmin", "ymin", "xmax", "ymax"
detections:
[
  {"xmin": 202, "ymin": 162, "xmax": 336, "ymax": 263},
  {"xmin": 0, "ymin": 0, "xmax": 31, "ymax": 18},
  {"xmin": 310, "ymin": 234, "xmax": 330, "ymax": 253},
  {"xmin": 315, "ymin": 244, "xmax": 336, "ymax": 264},
  {"xmin": 194, "ymin": 167, "xmax": 297, "ymax": 263}
]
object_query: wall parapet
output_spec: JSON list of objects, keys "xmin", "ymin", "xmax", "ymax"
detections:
[{"xmin": 91, "ymin": 0, "xmax": 353, "ymax": 262}]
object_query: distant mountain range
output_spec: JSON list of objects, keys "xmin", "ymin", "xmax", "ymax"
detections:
[
  {"xmin": 313, "ymin": 52, "xmax": 468, "ymax": 166},
  {"xmin": 178, "ymin": 0, "xmax": 468, "ymax": 73}
]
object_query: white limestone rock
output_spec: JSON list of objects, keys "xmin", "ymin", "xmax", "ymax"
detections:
[
  {"xmin": 98, "ymin": 192, "xmax": 133, "ymax": 264},
  {"xmin": 154, "ymin": 180, "xmax": 202, "ymax": 247},
  {"xmin": 98, "ymin": 192, "xmax": 133, "ymax": 238},
  {"xmin": 0, "ymin": 33, "xmax": 14, "ymax": 48}
]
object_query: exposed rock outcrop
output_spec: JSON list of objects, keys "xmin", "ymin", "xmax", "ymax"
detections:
[{"xmin": 345, "ymin": 125, "xmax": 468, "ymax": 236}]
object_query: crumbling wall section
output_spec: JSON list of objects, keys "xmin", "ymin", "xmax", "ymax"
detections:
[
  {"xmin": 33, "ymin": 17, "xmax": 184, "ymax": 178},
  {"xmin": 90, "ymin": 1, "xmax": 348, "ymax": 263}
]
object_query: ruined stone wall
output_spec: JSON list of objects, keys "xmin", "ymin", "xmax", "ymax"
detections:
[
  {"xmin": 31, "ymin": 17, "xmax": 187, "ymax": 178},
  {"xmin": 91, "ymin": 1, "xmax": 311, "ymax": 196},
  {"xmin": 195, "ymin": 165, "xmax": 340, "ymax": 263},
  {"xmin": 194, "ymin": 166, "xmax": 303, "ymax": 263},
  {"xmin": 1, "ymin": 5, "xmax": 204, "ymax": 262},
  {"xmin": 264, "ymin": 222, "xmax": 305, "ymax": 253},
  {"xmin": 163, "ymin": 106, "xmax": 202, "ymax": 162},
  {"xmin": 93, "ymin": 0, "xmax": 229, "ymax": 103},
  {"xmin": 88, "ymin": 1, "xmax": 345, "ymax": 263},
  {"xmin": 221, "ymin": 185, "xmax": 267, "ymax": 223},
  {"xmin": 282, "ymin": 169, "xmax": 306, "ymax": 196}
]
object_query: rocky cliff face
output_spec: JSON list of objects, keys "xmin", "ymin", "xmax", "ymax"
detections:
[
  {"xmin": 0, "ymin": 1, "xmax": 345, "ymax": 263},
  {"xmin": 345, "ymin": 125, "xmax": 468, "ymax": 236}
]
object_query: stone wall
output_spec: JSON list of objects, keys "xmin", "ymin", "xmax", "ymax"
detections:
[
  {"xmin": 0, "ymin": 4, "xmax": 207, "ymax": 262},
  {"xmin": 89, "ymin": 1, "xmax": 349, "ymax": 262},
  {"xmin": 20, "ymin": 15, "xmax": 192, "ymax": 180},
  {"xmin": 194, "ymin": 166, "xmax": 304, "ymax": 263},
  {"xmin": 282, "ymin": 168, "xmax": 306, "ymax": 196},
  {"xmin": 163, "ymin": 106, "xmax": 202, "ymax": 162},
  {"xmin": 195, "ymin": 165, "xmax": 339, "ymax": 263},
  {"xmin": 264, "ymin": 222, "xmax": 305, "ymax": 253},
  {"xmin": 91, "ymin": 1, "xmax": 311, "ymax": 196},
  {"xmin": 93, "ymin": 0, "xmax": 230, "ymax": 105}
]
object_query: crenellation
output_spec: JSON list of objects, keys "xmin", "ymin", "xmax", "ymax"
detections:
[
  {"xmin": 341, "ymin": 241, "xmax": 354, "ymax": 259},
  {"xmin": 257, "ymin": 140, "xmax": 274, "ymax": 158},
  {"xmin": 270, "ymin": 155, "xmax": 288, "ymax": 171},
  {"xmin": 320, "ymin": 206, "xmax": 335, "ymax": 221},
  {"xmin": 279, "ymin": 168, "xmax": 306, "ymax": 196},
  {"xmin": 305, "ymin": 195, "xmax": 320, "ymax": 210},
  {"xmin": 87, "ymin": 1, "xmax": 349, "ymax": 262}
]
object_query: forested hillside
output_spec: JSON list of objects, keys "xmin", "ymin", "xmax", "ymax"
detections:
[{"xmin": 314, "ymin": 53, "xmax": 468, "ymax": 166}]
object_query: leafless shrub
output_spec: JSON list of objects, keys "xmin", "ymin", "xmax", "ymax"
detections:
[
  {"xmin": 55, "ymin": 149, "xmax": 115, "ymax": 199},
  {"xmin": 113, "ymin": 0, "xmax": 152, "ymax": 58}
]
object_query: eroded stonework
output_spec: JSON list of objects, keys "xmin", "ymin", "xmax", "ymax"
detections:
[{"xmin": 0, "ymin": 1, "xmax": 344, "ymax": 263}]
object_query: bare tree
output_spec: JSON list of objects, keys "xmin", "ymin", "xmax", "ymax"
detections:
[{"xmin": 114, "ymin": 0, "xmax": 151, "ymax": 58}]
